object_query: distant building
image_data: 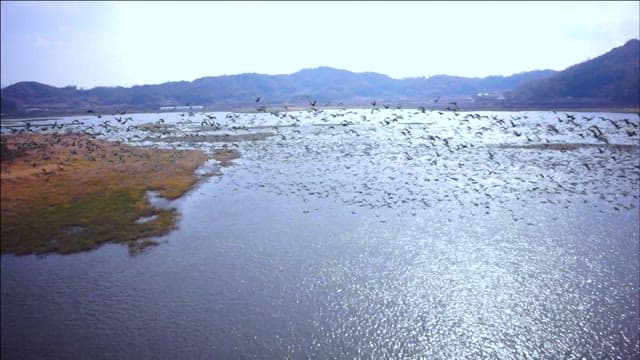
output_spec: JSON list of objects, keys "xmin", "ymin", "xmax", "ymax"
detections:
[{"xmin": 472, "ymin": 92, "xmax": 504, "ymax": 102}]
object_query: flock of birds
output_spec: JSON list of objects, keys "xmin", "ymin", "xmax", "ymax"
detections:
[
  {"xmin": 2, "ymin": 100, "xmax": 639, "ymax": 223},
  {"xmin": 231, "ymin": 107, "xmax": 639, "ymax": 222}
]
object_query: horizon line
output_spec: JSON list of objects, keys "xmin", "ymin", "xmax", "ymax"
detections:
[
  {"xmin": 4, "ymin": 37, "xmax": 638, "ymax": 90},
  {"xmin": 1, "ymin": 66, "xmax": 560, "ymax": 91}
]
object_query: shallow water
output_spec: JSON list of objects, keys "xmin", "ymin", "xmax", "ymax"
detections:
[{"xmin": 2, "ymin": 109, "xmax": 639, "ymax": 358}]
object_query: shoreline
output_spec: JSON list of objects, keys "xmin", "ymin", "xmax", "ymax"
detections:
[
  {"xmin": 1, "ymin": 105, "xmax": 638, "ymax": 121},
  {"xmin": 0, "ymin": 132, "xmax": 235, "ymax": 256}
]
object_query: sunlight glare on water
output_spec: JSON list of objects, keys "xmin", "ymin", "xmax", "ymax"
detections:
[{"xmin": 1, "ymin": 108, "xmax": 639, "ymax": 358}]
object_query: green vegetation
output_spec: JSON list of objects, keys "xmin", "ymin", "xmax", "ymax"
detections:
[
  {"xmin": 0, "ymin": 66, "xmax": 558, "ymax": 115},
  {"xmin": 5, "ymin": 36, "xmax": 638, "ymax": 116},
  {"xmin": 1, "ymin": 133, "xmax": 210, "ymax": 255},
  {"xmin": 511, "ymin": 39, "xmax": 639, "ymax": 107}
]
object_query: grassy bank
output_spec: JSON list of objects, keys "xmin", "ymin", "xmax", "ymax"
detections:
[{"xmin": 0, "ymin": 133, "xmax": 215, "ymax": 255}]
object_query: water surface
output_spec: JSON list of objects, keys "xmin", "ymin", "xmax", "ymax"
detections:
[{"xmin": 2, "ymin": 109, "xmax": 639, "ymax": 358}]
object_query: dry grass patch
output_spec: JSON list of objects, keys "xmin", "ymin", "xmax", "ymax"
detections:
[{"xmin": 1, "ymin": 133, "xmax": 207, "ymax": 255}]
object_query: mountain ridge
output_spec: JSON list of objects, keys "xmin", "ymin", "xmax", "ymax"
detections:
[
  {"xmin": 511, "ymin": 39, "xmax": 639, "ymax": 106},
  {"xmin": 0, "ymin": 68, "xmax": 557, "ymax": 115},
  {"xmin": 2, "ymin": 39, "xmax": 638, "ymax": 116}
]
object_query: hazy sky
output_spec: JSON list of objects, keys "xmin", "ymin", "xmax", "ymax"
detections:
[{"xmin": 1, "ymin": 1, "xmax": 638, "ymax": 89}]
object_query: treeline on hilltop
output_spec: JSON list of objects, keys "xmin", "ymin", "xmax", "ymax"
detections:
[{"xmin": 1, "ymin": 39, "xmax": 638, "ymax": 116}]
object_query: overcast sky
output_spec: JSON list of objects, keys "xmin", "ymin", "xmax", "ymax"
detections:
[{"xmin": 1, "ymin": 1, "xmax": 638, "ymax": 89}]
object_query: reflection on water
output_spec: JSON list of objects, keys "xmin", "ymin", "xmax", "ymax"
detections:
[{"xmin": 2, "ymin": 109, "xmax": 639, "ymax": 358}]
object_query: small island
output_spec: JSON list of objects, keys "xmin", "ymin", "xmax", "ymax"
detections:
[{"xmin": 0, "ymin": 132, "xmax": 238, "ymax": 255}]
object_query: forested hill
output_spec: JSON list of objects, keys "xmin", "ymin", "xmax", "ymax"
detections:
[
  {"xmin": 510, "ymin": 39, "xmax": 640, "ymax": 107},
  {"xmin": 2, "ymin": 39, "xmax": 638, "ymax": 116},
  {"xmin": 1, "ymin": 69, "xmax": 558, "ymax": 116}
]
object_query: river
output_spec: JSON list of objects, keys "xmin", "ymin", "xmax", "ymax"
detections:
[{"xmin": 2, "ymin": 108, "xmax": 639, "ymax": 358}]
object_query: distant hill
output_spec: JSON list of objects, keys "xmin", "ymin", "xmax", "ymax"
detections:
[
  {"xmin": 2, "ymin": 40, "xmax": 639, "ymax": 116},
  {"xmin": 0, "ymin": 68, "xmax": 555, "ymax": 116},
  {"xmin": 510, "ymin": 39, "xmax": 640, "ymax": 107}
]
